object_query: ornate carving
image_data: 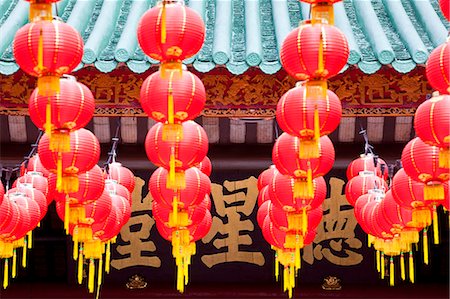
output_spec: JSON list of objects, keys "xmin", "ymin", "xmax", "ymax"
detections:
[{"xmin": 0, "ymin": 67, "xmax": 430, "ymax": 117}]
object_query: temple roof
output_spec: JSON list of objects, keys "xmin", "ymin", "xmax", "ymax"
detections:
[{"xmin": 0, "ymin": 0, "xmax": 448, "ymax": 75}]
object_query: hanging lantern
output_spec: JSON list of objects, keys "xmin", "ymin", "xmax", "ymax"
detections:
[
  {"xmin": 354, "ymin": 190, "xmax": 384, "ymax": 235},
  {"xmin": 153, "ymin": 199, "xmax": 208, "ymax": 228},
  {"xmin": 13, "ymin": 19, "xmax": 84, "ymax": 96},
  {"xmin": 280, "ymin": 19, "xmax": 349, "ymax": 82},
  {"xmin": 145, "ymin": 121, "xmax": 208, "ymax": 190},
  {"xmin": 14, "ymin": 172, "xmax": 49, "ymax": 202},
  {"xmin": 189, "ymin": 211, "xmax": 212, "ymax": 241},
  {"xmin": 38, "ymin": 129, "xmax": 101, "ymax": 194},
  {"xmin": 9, "ymin": 187, "xmax": 48, "ymax": 222},
  {"xmin": 414, "ymin": 94, "xmax": 450, "ymax": 168},
  {"xmin": 272, "ymin": 133, "xmax": 334, "ymax": 199},
  {"xmin": 269, "ymin": 171, "xmax": 327, "ymax": 212},
  {"xmin": 149, "ymin": 167, "xmax": 211, "ymax": 227},
  {"xmin": 0, "ymin": 183, "xmax": 4, "ymax": 207},
  {"xmin": 346, "ymin": 153, "xmax": 389, "ymax": 181},
  {"xmin": 137, "ymin": 0, "xmax": 205, "ymax": 74},
  {"xmin": 257, "ymin": 201, "xmax": 272, "ymax": 228},
  {"xmin": 0, "ymin": 200, "xmax": 32, "ymax": 243},
  {"xmin": 401, "ymin": 137, "xmax": 449, "ymax": 202},
  {"xmin": 269, "ymin": 204, "xmax": 323, "ymax": 234},
  {"xmin": 25, "ymin": 154, "xmax": 50, "ymax": 178},
  {"xmin": 195, "ymin": 156, "xmax": 212, "ymax": 177},
  {"xmin": 345, "ymin": 173, "xmax": 388, "ymax": 206},
  {"xmin": 257, "ymin": 185, "xmax": 271, "ymax": 207},
  {"xmin": 426, "ymin": 41, "xmax": 449, "ymax": 95},
  {"xmin": 276, "ymin": 84, "xmax": 341, "ymax": 158},
  {"xmin": 140, "ymin": 67, "xmax": 206, "ymax": 141},
  {"xmin": 0, "ymin": 197, "xmax": 13, "ymax": 233},
  {"xmin": 91, "ymin": 205, "xmax": 121, "ymax": 242},
  {"xmin": 107, "ymin": 162, "xmax": 135, "ymax": 193},
  {"xmin": 11, "ymin": 194, "xmax": 41, "ymax": 232},
  {"xmin": 257, "ymin": 165, "xmax": 276, "ymax": 191},
  {"xmin": 29, "ymin": 77, "xmax": 95, "ymax": 153},
  {"xmin": 105, "ymin": 179, "xmax": 131, "ymax": 205}
]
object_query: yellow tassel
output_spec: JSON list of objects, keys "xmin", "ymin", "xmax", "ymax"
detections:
[
  {"xmin": 307, "ymin": 165, "xmax": 313, "ymax": 198},
  {"xmin": 302, "ymin": 209, "xmax": 307, "ymax": 234},
  {"xmin": 368, "ymin": 234, "xmax": 373, "ymax": 247},
  {"xmin": 50, "ymin": 131, "xmax": 71, "ymax": 153},
  {"xmin": 317, "ymin": 32, "xmax": 324, "ymax": 76},
  {"xmin": 275, "ymin": 253, "xmax": 279, "ymax": 281},
  {"xmin": 423, "ymin": 229, "xmax": 429, "ymax": 265},
  {"xmin": 98, "ymin": 258, "xmax": 103, "ymax": 287},
  {"xmin": 424, "ymin": 183, "xmax": 444, "ymax": 201},
  {"xmin": 412, "ymin": 207, "xmax": 432, "ymax": 228},
  {"xmin": 78, "ymin": 247, "xmax": 83, "ymax": 284},
  {"xmin": 161, "ymin": 1, "xmax": 166, "ymax": 44},
  {"xmin": 314, "ymin": 106, "xmax": 320, "ymax": 143},
  {"xmin": 88, "ymin": 259, "xmax": 95, "ymax": 293},
  {"xmin": 289, "ymin": 265, "xmax": 295, "ymax": 289},
  {"xmin": 293, "ymin": 179, "xmax": 313, "ymax": 200},
  {"xmin": 439, "ymin": 147, "xmax": 450, "ymax": 168},
  {"xmin": 73, "ymin": 234, "xmax": 79, "ymax": 261},
  {"xmin": 56, "ymin": 153, "xmax": 63, "ymax": 192},
  {"xmin": 62, "ymin": 175, "xmax": 79, "ymax": 194},
  {"xmin": 183, "ymin": 257, "xmax": 189, "ymax": 285},
  {"xmin": 389, "ymin": 257, "xmax": 394, "ymax": 286},
  {"xmin": 169, "ymin": 149, "xmax": 176, "ymax": 188},
  {"xmin": 409, "ymin": 251, "xmax": 415, "ymax": 283},
  {"xmin": 400, "ymin": 253, "xmax": 405, "ymax": 281},
  {"xmin": 45, "ymin": 99, "xmax": 52, "ymax": 139},
  {"xmin": 37, "ymin": 29, "xmax": 44, "ymax": 71},
  {"xmin": 376, "ymin": 250, "xmax": 380, "ymax": 273},
  {"xmin": 3, "ymin": 259, "xmax": 8, "ymax": 289},
  {"xmin": 105, "ymin": 242, "xmax": 111, "ymax": 274},
  {"xmin": 27, "ymin": 231, "xmax": 32, "ymax": 249},
  {"xmin": 294, "ymin": 240, "xmax": 300, "ymax": 270},
  {"xmin": 172, "ymin": 196, "xmax": 178, "ymax": 226},
  {"xmin": 22, "ymin": 241, "xmax": 27, "ymax": 268},
  {"xmin": 38, "ymin": 76, "xmax": 60, "ymax": 96},
  {"xmin": 433, "ymin": 207, "xmax": 439, "ymax": 245},
  {"xmin": 12, "ymin": 250, "xmax": 16, "ymax": 279},
  {"xmin": 168, "ymin": 87, "xmax": 174, "ymax": 125},
  {"xmin": 64, "ymin": 197, "xmax": 69, "ymax": 234},
  {"xmin": 381, "ymin": 252, "xmax": 385, "ymax": 279}
]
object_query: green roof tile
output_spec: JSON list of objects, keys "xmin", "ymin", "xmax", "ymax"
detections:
[{"xmin": 1, "ymin": 0, "xmax": 449, "ymax": 75}]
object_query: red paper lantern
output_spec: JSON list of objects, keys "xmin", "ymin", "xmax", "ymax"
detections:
[
  {"xmin": 0, "ymin": 197, "xmax": 13, "ymax": 232},
  {"xmin": 257, "ymin": 185, "xmax": 271, "ymax": 207},
  {"xmin": 380, "ymin": 190, "xmax": 413, "ymax": 232},
  {"xmin": 190, "ymin": 211, "xmax": 212, "ymax": 242},
  {"xmin": 107, "ymin": 162, "xmax": 135, "ymax": 193},
  {"xmin": 137, "ymin": 1, "xmax": 205, "ymax": 68},
  {"xmin": 26, "ymin": 154, "xmax": 50, "ymax": 177},
  {"xmin": 354, "ymin": 191, "xmax": 383, "ymax": 233},
  {"xmin": 92, "ymin": 204, "xmax": 121, "ymax": 242},
  {"xmin": 38, "ymin": 128, "xmax": 101, "ymax": 193},
  {"xmin": 110, "ymin": 194, "xmax": 131, "ymax": 227},
  {"xmin": 401, "ymin": 137, "xmax": 449, "ymax": 201},
  {"xmin": 440, "ymin": 0, "xmax": 450, "ymax": 20},
  {"xmin": 145, "ymin": 121, "xmax": 208, "ymax": 190},
  {"xmin": 257, "ymin": 165, "xmax": 276, "ymax": 191},
  {"xmin": 140, "ymin": 68, "xmax": 206, "ymax": 125},
  {"xmin": 276, "ymin": 84, "xmax": 341, "ymax": 158},
  {"xmin": 272, "ymin": 133, "xmax": 334, "ymax": 199},
  {"xmin": 257, "ymin": 201, "xmax": 272, "ymax": 228},
  {"xmin": 48, "ymin": 165, "xmax": 105, "ymax": 205},
  {"xmin": 1, "ymin": 201, "xmax": 31, "ymax": 241},
  {"xmin": 346, "ymin": 154, "xmax": 389, "ymax": 181},
  {"xmin": 262, "ymin": 216, "xmax": 286, "ymax": 249},
  {"xmin": 9, "ymin": 186, "xmax": 48, "ymax": 221},
  {"xmin": 414, "ymin": 95, "xmax": 450, "ymax": 168},
  {"xmin": 12, "ymin": 193, "xmax": 41, "ymax": 231},
  {"xmin": 280, "ymin": 20, "xmax": 349, "ymax": 81},
  {"xmin": 29, "ymin": 78, "xmax": 95, "ymax": 152},
  {"xmin": 13, "ymin": 19, "xmax": 83, "ymax": 95},
  {"xmin": 345, "ymin": 174, "xmax": 388, "ymax": 206},
  {"xmin": 391, "ymin": 168, "xmax": 426, "ymax": 209},
  {"xmin": 105, "ymin": 179, "xmax": 131, "ymax": 205},
  {"xmin": 269, "ymin": 171, "xmax": 327, "ymax": 212},
  {"xmin": 14, "ymin": 172, "xmax": 49, "ymax": 200},
  {"xmin": 153, "ymin": 199, "xmax": 207, "ymax": 228},
  {"xmin": 149, "ymin": 167, "xmax": 211, "ymax": 210},
  {"xmin": 269, "ymin": 204, "xmax": 323, "ymax": 233},
  {"xmin": 426, "ymin": 41, "xmax": 449, "ymax": 95},
  {"xmin": 196, "ymin": 156, "xmax": 212, "ymax": 177}
]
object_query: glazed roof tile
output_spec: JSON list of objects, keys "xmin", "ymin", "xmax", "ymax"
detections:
[{"xmin": 0, "ymin": 0, "xmax": 448, "ymax": 75}]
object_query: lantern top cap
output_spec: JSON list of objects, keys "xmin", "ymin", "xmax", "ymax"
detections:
[
  {"xmin": 300, "ymin": 18, "xmax": 329, "ymax": 26},
  {"xmin": 61, "ymin": 74, "xmax": 77, "ymax": 82}
]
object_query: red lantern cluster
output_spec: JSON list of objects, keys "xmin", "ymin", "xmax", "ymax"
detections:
[
  {"xmin": 138, "ymin": 1, "xmax": 210, "ymax": 292},
  {"xmin": 256, "ymin": 2, "xmax": 347, "ymax": 296}
]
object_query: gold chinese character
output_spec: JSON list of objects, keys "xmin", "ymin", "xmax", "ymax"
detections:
[
  {"xmin": 201, "ymin": 177, "xmax": 265, "ymax": 268},
  {"xmin": 111, "ymin": 177, "xmax": 161, "ymax": 270},
  {"xmin": 303, "ymin": 177, "xmax": 363, "ymax": 266}
]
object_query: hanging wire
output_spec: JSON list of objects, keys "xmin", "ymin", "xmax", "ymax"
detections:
[
  {"xmin": 103, "ymin": 119, "xmax": 121, "ymax": 173},
  {"xmin": 54, "ymin": 2, "xmax": 59, "ymax": 17},
  {"xmin": 274, "ymin": 118, "xmax": 280, "ymax": 140}
]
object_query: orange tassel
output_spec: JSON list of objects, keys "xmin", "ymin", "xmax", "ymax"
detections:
[
  {"xmin": 56, "ymin": 153, "xmax": 63, "ymax": 192},
  {"xmin": 37, "ymin": 29, "xmax": 43, "ymax": 72},
  {"xmin": 439, "ymin": 147, "xmax": 449, "ymax": 168},
  {"xmin": 45, "ymin": 99, "xmax": 52, "ymax": 138},
  {"xmin": 424, "ymin": 183, "xmax": 444, "ymax": 201}
]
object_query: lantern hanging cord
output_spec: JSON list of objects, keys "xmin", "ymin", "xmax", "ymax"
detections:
[
  {"xmin": 104, "ymin": 120, "xmax": 121, "ymax": 172},
  {"xmin": 358, "ymin": 126, "xmax": 374, "ymax": 156}
]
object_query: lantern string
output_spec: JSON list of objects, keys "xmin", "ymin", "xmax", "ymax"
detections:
[{"xmin": 103, "ymin": 120, "xmax": 121, "ymax": 174}]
